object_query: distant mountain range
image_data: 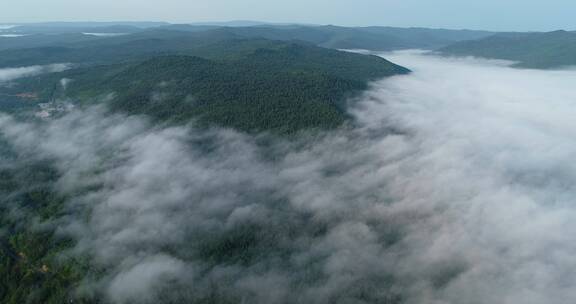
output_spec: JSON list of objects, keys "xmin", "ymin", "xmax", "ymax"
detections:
[
  {"xmin": 7, "ymin": 21, "xmax": 576, "ymax": 70},
  {"xmin": 159, "ymin": 24, "xmax": 495, "ymax": 50},
  {"xmin": 0, "ymin": 21, "xmax": 168, "ymax": 33},
  {"xmin": 187, "ymin": 20, "xmax": 314, "ymax": 27},
  {"xmin": 0, "ymin": 21, "xmax": 495, "ymax": 51},
  {"xmin": 438, "ymin": 30, "xmax": 576, "ymax": 69}
]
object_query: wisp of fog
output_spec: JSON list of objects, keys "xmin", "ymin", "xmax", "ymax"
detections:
[
  {"xmin": 0, "ymin": 64, "xmax": 70, "ymax": 82},
  {"xmin": 2, "ymin": 51, "xmax": 576, "ymax": 304}
]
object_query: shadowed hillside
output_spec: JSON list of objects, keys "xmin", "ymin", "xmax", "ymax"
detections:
[{"xmin": 438, "ymin": 30, "xmax": 576, "ymax": 69}]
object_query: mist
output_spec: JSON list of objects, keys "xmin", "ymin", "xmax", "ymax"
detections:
[
  {"xmin": 2, "ymin": 51, "xmax": 576, "ymax": 303},
  {"xmin": 0, "ymin": 64, "xmax": 70, "ymax": 82}
]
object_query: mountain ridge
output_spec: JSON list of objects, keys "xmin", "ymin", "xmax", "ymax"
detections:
[{"xmin": 438, "ymin": 30, "xmax": 576, "ymax": 69}]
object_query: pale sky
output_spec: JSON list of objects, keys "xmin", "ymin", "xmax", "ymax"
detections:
[{"xmin": 1, "ymin": 0, "xmax": 574, "ymax": 31}]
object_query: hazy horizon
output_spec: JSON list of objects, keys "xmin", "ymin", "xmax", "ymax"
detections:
[
  {"xmin": 1, "ymin": 0, "xmax": 575, "ymax": 32},
  {"xmin": 0, "ymin": 19, "xmax": 572, "ymax": 33}
]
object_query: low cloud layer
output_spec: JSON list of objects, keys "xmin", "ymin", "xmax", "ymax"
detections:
[
  {"xmin": 2, "ymin": 52, "xmax": 576, "ymax": 303},
  {"xmin": 0, "ymin": 64, "xmax": 70, "ymax": 83}
]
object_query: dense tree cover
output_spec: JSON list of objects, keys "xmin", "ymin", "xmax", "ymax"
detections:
[
  {"xmin": 7, "ymin": 39, "xmax": 408, "ymax": 134},
  {"xmin": 0, "ymin": 33, "xmax": 409, "ymax": 303},
  {"xmin": 194, "ymin": 25, "xmax": 494, "ymax": 50},
  {"xmin": 438, "ymin": 30, "xmax": 576, "ymax": 69},
  {"xmin": 0, "ymin": 29, "xmax": 240, "ymax": 68},
  {"xmin": 0, "ymin": 143, "xmax": 93, "ymax": 304},
  {"xmin": 3, "ymin": 24, "xmax": 149, "ymax": 35}
]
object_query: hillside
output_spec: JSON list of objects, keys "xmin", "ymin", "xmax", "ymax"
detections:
[
  {"xmin": 438, "ymin": 30, "xmax": 576, "ymax": 69},
  {"xmin": 0, "ymin": 33, "xmax": 106, "ymax": 51},
  {"xmin": 0, "ymin": 24, "xmax": 494, "ymax": 56},
  {"xmin": 162, "ymin": 24, "xmax": 494, "ymax": 50},
  {"xmin": 2, "ymin": 39, "xmax": 409, "ymax": 134},
  {"xmin": 0, "ymin": 32, "xmax": 409, "ymax": 304},
  {"xmin": 0, "ymin": 29, "xmax": 243, "ymax": 67},
  {"xmin": 1, "ymin": 21, "xmax": 166, "ymax": 34}
]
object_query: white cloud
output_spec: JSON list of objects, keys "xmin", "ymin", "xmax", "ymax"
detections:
[
  {"xmin": 2, "ymin": 51, "xmax": 576, "ymax": 303},
  {"xmin": 0, "ymin": 64, "xmax": 70, "ymax": 82}
]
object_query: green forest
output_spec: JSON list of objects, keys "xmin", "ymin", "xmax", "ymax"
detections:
[
  {"xmin": 0, "ymin": 29, "xmax": 410, "ymax": 304},
  {"xmin": 5, "ymin": 38, "xmax": 408, "ymax": 134}
]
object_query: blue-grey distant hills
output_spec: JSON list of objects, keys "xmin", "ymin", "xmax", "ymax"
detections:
[
  {"xmin": 1, "ymin": 21, "xmax": 168, "ymax": 33},
  {"xmin": 0, "ymin": 22, "xmax": 495, "ymax": 51},
  {"xmin": 160, "ymin": 24, "xmax": 495, "ymax": 50},
  {"xmin": 438, "ymin": 30, "xmax": 576, "ymax": 69}
]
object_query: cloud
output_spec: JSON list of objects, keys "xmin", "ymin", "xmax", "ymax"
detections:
[
  {"xmin": 82, "ymin": 32, "xmax": 128, "ymax": 37},
  {"xmin": 348, "ymin": 51, "xmax": 576, "ymax": 303},
  {"xmin": 107, "ymin": 255, "xmax": 193, "ymax": 304},
  {"xmin": 2, "ymin": 51, "xmax": 576, "ymax": 303},
  {"xmin": 0, "ymin": 64, "xmax": 70, "ymax": 82}
]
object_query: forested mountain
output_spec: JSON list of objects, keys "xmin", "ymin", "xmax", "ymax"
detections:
[
  {"xmin": 160, "ymin": 24, "xmax": 494, "ymax": 50},
  {"xmin": 0, "ymin": 33, "xmax": 107, "ymax": 51},
  {"xmin": 0, "ymin": 20, "xmax": 417, "ymax": 303},
  {"xmin": 1, "ymin": 22, "xmax": 167, "ymax": 34},
  {"xmin": 2, "ymin": 39, "xmax": 408, "ymax": 133},
  {"xmin": 0, "ymin": 29, "xmax": 243, "ymax": 67},
  {"xmin": 438, "ymin": 30, "xmax": 576, "ymax": 68}
]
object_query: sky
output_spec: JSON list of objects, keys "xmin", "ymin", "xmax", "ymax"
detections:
[{"xmin": 1, "ymin": 0, "xmax": 574, "ymax": 31}]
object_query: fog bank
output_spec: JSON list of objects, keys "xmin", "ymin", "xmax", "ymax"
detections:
[{"xmin": 2, "ymin": 52, "xmax": 576, "ymax": 303}]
